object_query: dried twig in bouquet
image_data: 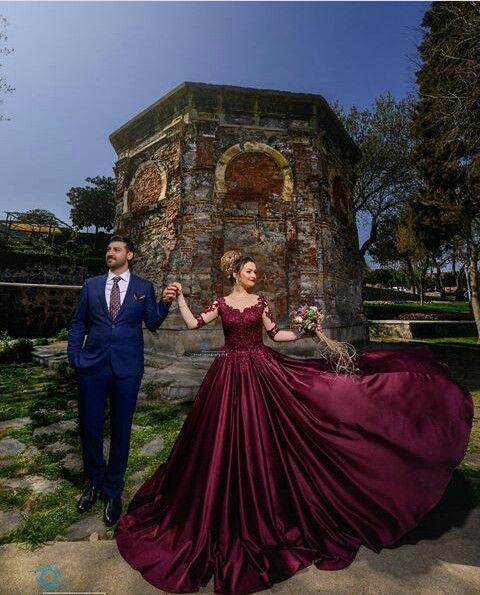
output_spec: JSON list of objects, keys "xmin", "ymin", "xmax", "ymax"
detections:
[{"xmin": 290, "ymin": 304, "xmax": 359, "ymax": 376}]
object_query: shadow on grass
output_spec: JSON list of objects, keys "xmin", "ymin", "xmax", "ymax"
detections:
[
  {"xmin": 369, "ymin": 339, "xmax": 480, "ymax": 393},
  {"xmin": 386, "ymin": 471, "xmax": 476, "ymax": 549}
]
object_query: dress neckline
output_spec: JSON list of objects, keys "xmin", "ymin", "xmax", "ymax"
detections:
[{"xmin": 220, "ymin": 295, "xmax": 262, "ymax": 314}]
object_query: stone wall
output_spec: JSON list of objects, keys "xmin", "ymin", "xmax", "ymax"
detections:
[
  {"xmin": 0, "ymin": 251, "xmax": 105, "ymax": 285},
  {"xmin": 110, "ymin": 82, "xmax": 368, "ymax": 348},
  {"xmin": 0, "ymin": 283, "xmax": 81, "ymax": 338}
]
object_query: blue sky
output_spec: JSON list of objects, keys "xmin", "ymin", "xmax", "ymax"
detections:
[{"xmin": 0, "ymin": 0, "xmax": 427, "ymax": 248}]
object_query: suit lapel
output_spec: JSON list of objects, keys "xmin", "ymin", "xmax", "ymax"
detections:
[{"xmin": 98, "ymin": 274, "xmax": 111, "ymax": 320}]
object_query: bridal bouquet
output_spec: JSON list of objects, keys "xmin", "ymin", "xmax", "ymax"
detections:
[{"xmin": 290, "ymin": 304, "xmax": 359, "ymax": 375}]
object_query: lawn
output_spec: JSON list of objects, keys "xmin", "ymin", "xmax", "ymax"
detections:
[
  {"xmin": 363, "ymin": 300, "xmax": 474, "ymax": 320},
  {"xmin": 408, "ymin": 336, "xmax": 480, "ymax": 347},
  {"xmin": 0, "ymin": 363, "xmax": 191, "ymax": 548},
  {"xmin": 0, "ymin": 341, "xmax": 478, "ymax": 547}
]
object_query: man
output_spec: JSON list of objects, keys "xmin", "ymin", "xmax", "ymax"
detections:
[{"xmin": 68, "ymin": 235, "xmax": 178, "ymax": 526}]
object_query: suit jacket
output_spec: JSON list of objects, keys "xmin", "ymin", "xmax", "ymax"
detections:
[{"xmin": 67, "ymin": 272, "xmax": 171, "ymax": 377}]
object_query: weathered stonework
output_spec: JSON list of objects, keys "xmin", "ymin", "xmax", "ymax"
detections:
[{"xmin": 109, "ymin": 82, "xmax": 368, "ymax": 353}]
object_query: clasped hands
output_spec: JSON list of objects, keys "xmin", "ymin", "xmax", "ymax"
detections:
[{"xmin": 161, "ymin": 282, "xmax": 183, "ymax": 303}]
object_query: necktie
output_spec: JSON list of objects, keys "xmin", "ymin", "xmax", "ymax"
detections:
[{"xmin": 109, "ymin": 276, "xmax": 122, "ymax": 319}]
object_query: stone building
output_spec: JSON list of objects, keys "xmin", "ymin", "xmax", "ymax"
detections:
[{"xmin": 109, "ymin": 82, "xmax": 367, "ymax": 354}]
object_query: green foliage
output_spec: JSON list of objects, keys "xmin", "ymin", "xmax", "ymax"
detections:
[
  {"xmin": 32, "ymin": 337, "xmax": 50, "ymax": 346},
  {"xmin": 334, "ymin": 93, "xmax": 417, "ymax": 258},
  {"xmin": 363, "ymin": 300, "xmax": 473, "ymax": 320},
  {"xmin": 55, "ymin": 327, "xmax": 69, "ymax": 341},
  {"xmin": 412, "ymin": 1, "xmax": 480, "ymax": 335},
  {"xmin": 364, "ymin": 267, "xmax": 410, "ymax": 288},
  {"xmin": 0, "ymin": 249, "xmax": 105, "ymax": 273},
  {"xmin": 16, "ymin": 209, "xmax": 58, "ymax": 225},
  {"xmin": 0, "ymin": 332, "xmax": 33, "ymax": 363},
  {"xmin": 67, "ymin": 176, "xmax": 116, "ymax": 233}
]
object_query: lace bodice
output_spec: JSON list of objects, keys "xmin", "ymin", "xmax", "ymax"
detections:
[{"xmin": 194, "ymin": 294, "xmax": 279, "ymax": 352}]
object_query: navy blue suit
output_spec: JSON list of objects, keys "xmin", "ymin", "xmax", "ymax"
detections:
[{"xmin": 68, "ymin": 272, "xmax": 171, "ymax": 498}]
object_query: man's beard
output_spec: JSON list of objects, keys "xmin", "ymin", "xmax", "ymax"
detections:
[{"xmin": 107, "ymin": 257, "xmax": 127, "ymax": 269}]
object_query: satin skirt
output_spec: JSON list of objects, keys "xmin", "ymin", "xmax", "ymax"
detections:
[{"xmin": 115, "ymin": 345, "xmax": 473, "ymax": 594}]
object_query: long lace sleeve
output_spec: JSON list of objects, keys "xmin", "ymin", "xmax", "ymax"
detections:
[
  {"xmin": 261, "ymin": 296, "xmax": 280, "ymax": 340},
  {"xmin": 194, "ymin": 299, "xmax": 220, "ymax": 328}
]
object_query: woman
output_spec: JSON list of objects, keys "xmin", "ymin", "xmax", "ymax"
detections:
[{"xmin": 115, "ymin": 250, "xmax": 473, "ymax": 595}]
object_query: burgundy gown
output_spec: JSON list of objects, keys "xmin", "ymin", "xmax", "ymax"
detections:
[{"xmin": 115, "ymin": 295, "xmax": 473, "ymax": 595}]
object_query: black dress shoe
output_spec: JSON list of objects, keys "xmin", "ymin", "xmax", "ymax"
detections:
[
  {"xmin": 103, "ymin": 495, "xmax": 122, "ymax": 526},
  {"xmin": 77, "ymin": 481, "xmax": 102, "ymax": 513}
]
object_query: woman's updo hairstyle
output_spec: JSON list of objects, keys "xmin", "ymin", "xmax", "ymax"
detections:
[{"xmin": 220, "ymin": 250, "xmax": 256, "ymax": 285}]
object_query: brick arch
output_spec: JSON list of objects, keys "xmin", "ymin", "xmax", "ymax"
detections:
[
  {"xmin": 214, "ymin": 142, "xmax": 294, "ymax": 201},
  {"xmin": 128, "ymin": 160, "xmax": 167, "ymax": 214}
]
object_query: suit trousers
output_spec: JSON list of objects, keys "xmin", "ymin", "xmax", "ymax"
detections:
[{"xmin": 76, "ymin": 362, "xmax": 142, "ymax": 499}]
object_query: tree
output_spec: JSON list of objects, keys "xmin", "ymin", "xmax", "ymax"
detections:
[
  {"xmin": 67, "ymin": 176, "xmax": 116, "ymax": 239},
  {"xmin": 334, "ymin": 93, "xmax": 417, "ymax": 259},
  {"xmin": 395, "ymin": 206, "xmax": 431, "ymax": 305},
  {"xmin": 412, "ymin": 1, "xmax": 480, "ymax": 339},
  {"xmin": 0, "ymin": 15, "xmax": 14, "ymax": 122},
  {"xmin": 17, "ymin": 209, "xmax": 58, "ymax": 225}
]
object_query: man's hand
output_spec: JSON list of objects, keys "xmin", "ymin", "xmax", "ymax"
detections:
[{"xmin": 162, "ymin": 283, "xmax": 179, "ymax": 303}]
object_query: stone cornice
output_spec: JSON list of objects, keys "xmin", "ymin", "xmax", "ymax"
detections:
[{"xmin": 109, "ymin": 82, "xmax": 360, "ymax": 161}]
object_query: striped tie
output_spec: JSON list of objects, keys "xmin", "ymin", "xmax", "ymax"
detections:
[{"xmin": 109, "ymin": 276, "xmax": 122, "ymax": 319}]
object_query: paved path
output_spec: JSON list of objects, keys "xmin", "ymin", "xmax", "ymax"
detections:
[{"xmin": 1, "ymin": 509, "xmax": 479, "ymax": 595}]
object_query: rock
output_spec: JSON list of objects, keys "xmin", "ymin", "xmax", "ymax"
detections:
[
  {"xmin": 65, "ymin": 515, "xmax": 108, "ymax": 541},
  {"xmin": 23, "ymin": 446, "xmax": 39, "ymax": 458},
  {"xmin": 1, "ymin": 475, "xmax": 62, "ymax": 495},
  {"xmin": 140, "ymin": 437, "xmax": 164, "ymax": 456},
  {"xmin": 62, "ymin": 453, "xmax": 83, "ymax": 475},
  {"xmin": 0, "ymin": 417, "xmax": 32, "ymax": 430},
  {"xmin": 462, "ymin": 452, "xmax": 480, "ymax": 469},
  {"xmin": 128, "ymin": 470, "xmax": 146, "ymax": 489},
  {"xmin": 89, "ymin": 532, "xmax": 99, "ymax": 541},
  {"xmin": 0, "ymin": 437, "xmax": 26, "ymax": 456},
  {"xmin": 0, "ymin": 509, "xmax": 24, "ymax": 537},
  {"xmin": 45, "ymin": 441, "xmax": 74, "ymax": 454},
  {"xmin": 32, "ymin": 419, "xmax": 77, "ymax": 437}
]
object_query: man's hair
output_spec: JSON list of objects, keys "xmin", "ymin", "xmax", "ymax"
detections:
[{"xmin": 109, "ymin": 235, "xmax": 135, "ymax": 253}]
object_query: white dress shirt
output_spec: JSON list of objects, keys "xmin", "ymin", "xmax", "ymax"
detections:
[{"xmin": 105, "ymin": 269, "xmax": 131, "ymax": 308}]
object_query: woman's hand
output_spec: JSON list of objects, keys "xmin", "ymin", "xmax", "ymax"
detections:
[{"xmin": 170, "ymin": 282, "xmax": 183, "ymax": 295}]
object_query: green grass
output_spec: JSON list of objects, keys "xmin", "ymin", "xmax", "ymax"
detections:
[
  {"xmin": 393, "ymin": 336, "xmax": 480, "ymax": 348},
  {"xmin": 1, "ymin": 349, "xmax": 479, "ymax": 545},
  {"xmin": 3, "ymin": 482, "xmax": 84, "ymax": 549},
  {"xmin": 363, "ymin": 300, "xmax": 474, "ymax": 320},
  {"xmin": 0, "ymin": 364, "xmax": 192, "ymax": 546}
]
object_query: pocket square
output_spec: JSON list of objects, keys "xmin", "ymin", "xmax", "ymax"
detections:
[{"xmin": 133, "ymin": 292, "xmax": 146, "ymax": 301}]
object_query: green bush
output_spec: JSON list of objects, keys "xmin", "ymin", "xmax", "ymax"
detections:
[
  {"xmin": 0, "ymin": 332, "xmax": 33, "ymax": 363},
  {"xmin": 0, "ymin": 249, "xmax": 105, "ymax": 273},
  {"xmin": 55, "ymin": 328, "xmax": 69, "ymax": 341},
  {"xmin": 32, "ymin": 337, "xmax": 50, "ymax": 346}
]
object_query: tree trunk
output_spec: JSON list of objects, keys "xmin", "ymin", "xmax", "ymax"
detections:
[
  {"xmin": 435, "ymin": 263, "xmax": 446, "ymax": 298},
  {"xmin": 405, "ymin": 258, "xmax": 416, "ymax": 298},
  {"xmin": 468, "ymin": 247, "xmax": 480, "ymax": 342},
  {"xmin": 359, "ymin": 216, "xmax": 378, "ymax": 258}
]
